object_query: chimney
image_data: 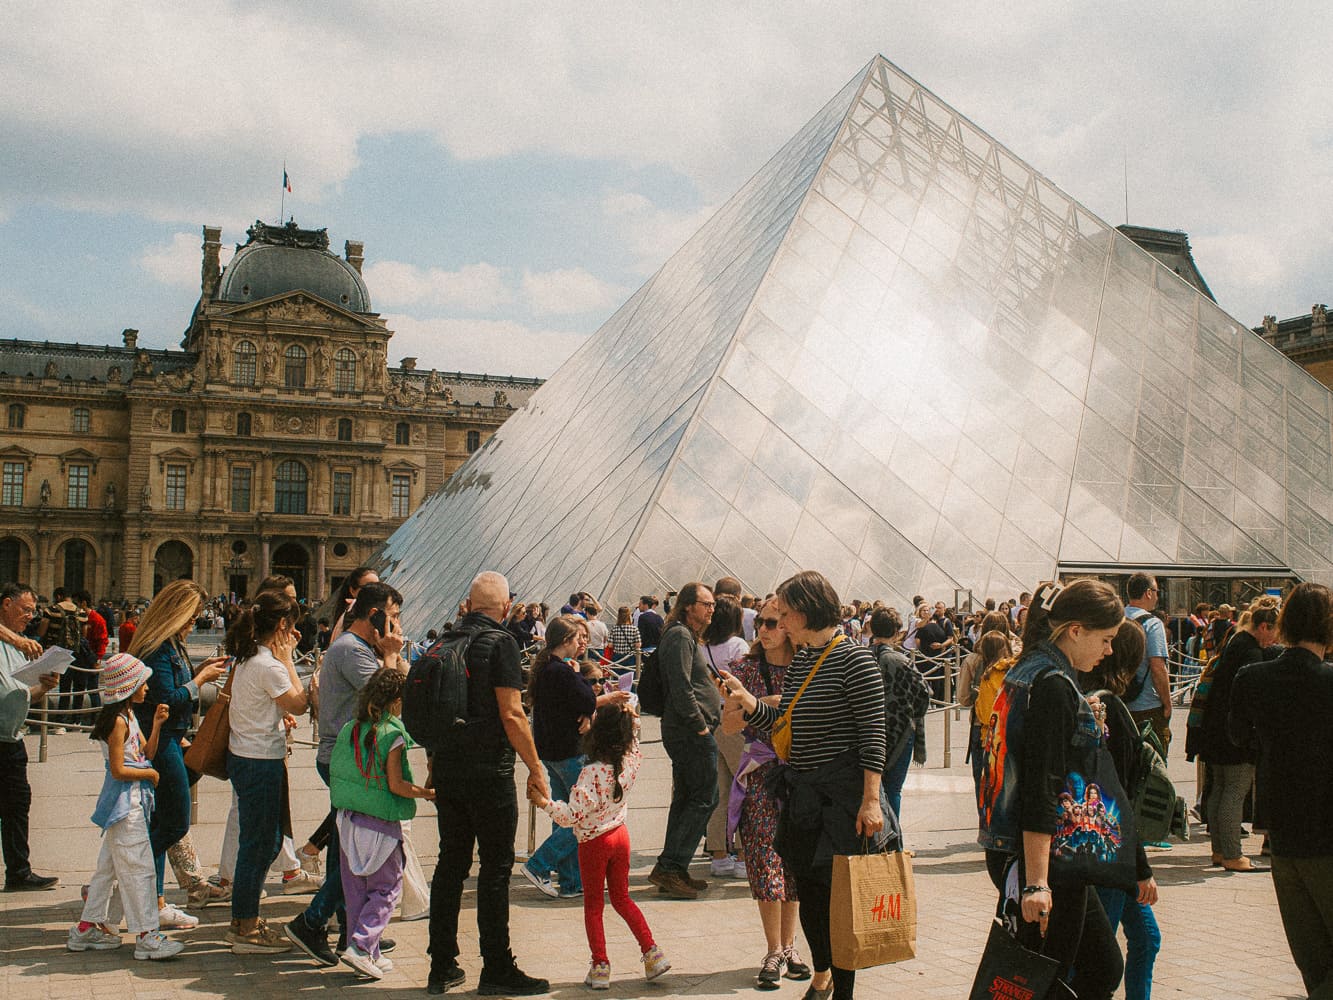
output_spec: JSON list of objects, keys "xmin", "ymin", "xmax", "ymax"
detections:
[
  {"xmin": 122, "ymin": 328, "xmax": 139, "ymax": 350},
  {"xmin": 201, "ymin": 226, "xmax": 222, "ymax": 297},
  {"xmin": 400, "ymin": 357, "xmax": 417, "ymax": 371},
  {"xmin": 345, "ymin": 240, "xmax": 364, "ymax": 274}
]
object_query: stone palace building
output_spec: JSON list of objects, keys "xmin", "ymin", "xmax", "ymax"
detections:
[{"xmin": 0, "ymin": 220, "xmax": 540, "ymax": 602}]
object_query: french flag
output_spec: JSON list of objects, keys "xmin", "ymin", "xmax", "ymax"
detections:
[{"xmin": 282, "ymin": 169, "xmax": 292, "ymax": 193}]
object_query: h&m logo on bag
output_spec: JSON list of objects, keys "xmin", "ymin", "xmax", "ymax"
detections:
[
  {"xmin": 869, "ymin": 893, "xmax": 902, "ymax": 922},
  {"xmin": 986, "ymin": 976, "xmax": 1036, "ymax": 1000}
]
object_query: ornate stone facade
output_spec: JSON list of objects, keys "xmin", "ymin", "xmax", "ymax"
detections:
[
  {"xmin": 1256, "ymin": 304, "xmax": 1333, "ymax": 390},
  {"xmin": 0, "ymin": 222, "xmax": 541, "ymax": 602}
]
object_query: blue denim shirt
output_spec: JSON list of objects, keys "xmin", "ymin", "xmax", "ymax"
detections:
[
  {"xmin": 133, "ymin": 640, "xmax": 198, "ymax": 737},
  {"xmin": 90, "ymin": 759, "xmax": 156, "ymax": 831}
]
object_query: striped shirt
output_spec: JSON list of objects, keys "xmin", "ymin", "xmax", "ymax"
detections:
[{"xmin": 747, "ymin": 636, "xmax": 886, "ymax": 773}]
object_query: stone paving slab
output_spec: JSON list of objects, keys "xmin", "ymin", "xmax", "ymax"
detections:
[{"xmin": 1, "ymin": 713, "xmax": 1306, "ymax": 999}]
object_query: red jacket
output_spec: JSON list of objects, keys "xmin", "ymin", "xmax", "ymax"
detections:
[{"xmin": 85, "ymin": 609, "xmax": 109, "ymax": 659}]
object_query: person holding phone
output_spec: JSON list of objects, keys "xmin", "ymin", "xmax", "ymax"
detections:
[{"xmin": 285, "ymin": 583, "xmax": 405, "ymax": 967}]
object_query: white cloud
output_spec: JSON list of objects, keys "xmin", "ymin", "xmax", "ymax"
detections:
[
  {"xmin": 521, "ymin": 267, "xmax": 627, "ymax": 316},
  {"xmin": 382, "ymin": 314, "xmax": 589, "ymax": 379},
  {"xmin": 139, "ymin": 231, "xmax": 233, "ymax": 288},
  {"xmin": 601, "ymin": 191, "xmax": 717, "ymax": 274},
  {"xmin": 364, "ymin": 260, "xmax": 511, "ymax": 312}
]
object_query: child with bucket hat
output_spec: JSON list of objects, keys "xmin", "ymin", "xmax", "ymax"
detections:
[{"xmin": 66, "ymin": 652, "xmax": 185, "ymax": 960}]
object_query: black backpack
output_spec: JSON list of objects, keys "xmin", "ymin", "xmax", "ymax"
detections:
[
  {"xmin": 402, "ymin": 626, "xmax": 506, "ymax": 753},
  {"xmin": 636, "ymin": 621, "xmax": 689, "ymax": 717}
]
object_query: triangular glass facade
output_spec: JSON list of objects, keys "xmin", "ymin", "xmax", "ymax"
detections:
[{"xmin": 381, "ymin": 56, "xmax": 1333, "ymax": 632}]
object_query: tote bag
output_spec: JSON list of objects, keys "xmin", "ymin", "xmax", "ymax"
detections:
[
  {"xmin": 969, "ymin": 919, "xmax": 1071, "ymax": 1000},
  {"xmin": 183, "ymin": 662, "xmax": 234, "ymax": 780},
  {"xmin": 829, "ymin": 846, "xmax": 916, "ymax": 969}
]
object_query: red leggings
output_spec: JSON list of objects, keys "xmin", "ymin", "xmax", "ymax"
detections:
[{"xmin": 578, "ymin": 824, "xmax": 655, "ymax": 964}]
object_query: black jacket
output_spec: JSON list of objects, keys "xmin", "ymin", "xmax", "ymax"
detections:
[{"xmin": 1195, "ymin": 630, "xmax": 1267, "ymax": 765}]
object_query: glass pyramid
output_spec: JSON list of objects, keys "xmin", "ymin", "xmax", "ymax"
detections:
[{"xmin": 380, "ymin": 55, "xmax": 1333, "ymax": 633}]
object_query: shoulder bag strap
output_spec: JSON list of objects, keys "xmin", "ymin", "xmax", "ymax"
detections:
[{"xmin": 776, "ymin": 633, "xmax": 843, "ymax": 730}]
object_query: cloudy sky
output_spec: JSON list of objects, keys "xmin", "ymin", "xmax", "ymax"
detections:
[{"xmin": 2, "ymin": 2, "xmax": 1330, "ymax": 378}]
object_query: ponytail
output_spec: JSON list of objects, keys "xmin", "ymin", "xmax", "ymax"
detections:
[{"xmin": 226, "ymin": 590, "xmax": 298, "ymax": 661}]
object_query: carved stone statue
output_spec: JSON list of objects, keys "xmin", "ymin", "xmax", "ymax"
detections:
[
  {"xmin": 314, "ymin": 340, "xmax": 331, "ymax": 387},
  {"xmin": 39, "ymin": 479, "xmax": 51, "ymax": 507},
  {"xmin": 134, "ymin": 350, "xmax": 153, "ymax": 376},
  {"xmin": 107, "ymin": 365, "xmax": 123, "ymax": 383},
  {"xmin": 44, "ymin": 361, "xmax": 58, "ymax": 379},
  {"xmin": 492, "ymin": 389, "xmax": 508, "ymax": 407},
  {"xmin": 209, "ymin": 335, "xmax": 227, "ymax": 374},
  {"xmin": 425, "ymin": 369, "xmax": 445, "ymax": 396},
  {"xmin": 140, "ymin": 482, "xmax": 152, "ymax": 510},
  {"xmin": 152, "ymin": 409, "xmax": 169, "ymax": 431},
  {"xmin": 441, "ymin": 385, "xmax": 454, "ymax": 404},
  {"xmin": 261, "ymin": 340, "xmax": 278, "ymax": 379},
  {"xmin": 1313, "ymin": 304, "xmax": 1327, "ymax": 333},
  {"xmin": 104, "ymin": 482, "xmax": 117, "ymax": 511},
  {"xmin": 1262, "ymin": 315, "xmax": 1278, "ymax": 339}
]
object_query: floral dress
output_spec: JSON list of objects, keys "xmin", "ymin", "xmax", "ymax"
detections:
[{"xmin": 732, "ymin": 652, "xmax": 798, "ymax": 902}]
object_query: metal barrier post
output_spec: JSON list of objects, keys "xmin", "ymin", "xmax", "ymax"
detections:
[
  {"xmin": 38, "ymin": 692, "xmax": 50, "ymax": 764},
  {"xmin": 527, "ymin": 803, "xmax": 537, "ymax": 856},
  {"xmin": 942, "ymin": 652, "xmax": 953, "ymax": 769}
]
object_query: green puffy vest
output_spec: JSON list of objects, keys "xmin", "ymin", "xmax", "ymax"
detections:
[{"xmin": 329, "ymin": 715, "xmax": 417, "ymax": 822}]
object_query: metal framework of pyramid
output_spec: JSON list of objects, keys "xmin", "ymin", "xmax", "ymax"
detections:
[{"xmin": 380, "ymin": 55, "xmax": 1333, "ymax": 633}]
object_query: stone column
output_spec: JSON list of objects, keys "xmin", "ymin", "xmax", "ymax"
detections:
[
  {"xmin": 139, "ymin": 530, "xmax": 154, "ymax": 599},
  {"xmin": 34, "ymin": 529, "xmax": 51, "ymax": 599},
  {"xmin": 315, "ymin": 537, "xmax": 327, "ymax": 603},
  {"xmin": 260, "ymin": 536, "xmax": 271, "ymax": 579}
]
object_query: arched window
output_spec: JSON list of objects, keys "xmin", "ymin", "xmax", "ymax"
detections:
[
  {"xmin": 334, "ymin": 349, "xmax": 357, "ymax": 392},
  {"xmin": 274, "ymin": 460, "xmax": 308, "ymax": 515},
  {"xmin": 71, "ymin": 407, "xmax": 90, "ymax": 433},
  {"xmin": 233, "ymin": 341, "xmax": 257, "ymax": 385},
  {"xmin": 466, "ymin": 430, "xmax": 481, "ymax": 453},
  {"xmin": 395, "ymin": 421, "xmax": 410, "ymax": 446},
  {"xmin": 236, "ymin": 411, "xmax": 252, "ymax": 437},
  {"xmin": 337, "ymin": 418, "xmax": 353, "ymax": 442},
  {"xmin": 62, "ymin": 539, "xmax": 88, "ymax": 593},
  {"xmin": 7, "ymin": 403, "xmax": 24, "ymax": 429},
  {"xmin": 170, "ymin": 409, "xmax": 186, "ymax": 433},
  {"xmin": 284, "ymin": 344, "xmax": 307, "ymax": 388}
]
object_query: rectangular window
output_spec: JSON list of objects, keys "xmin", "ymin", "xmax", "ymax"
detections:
[
  {"xmin": 391, "ymin": 474, "xmax": 410, "ymax": 518},
  {"xmin": 332, "ymin": 471, "xmax": 353, "ymax": 516},
  {"xmin": 67, "ymin": 464, "xmax": 90, "ymax": 509},
  {"xmin": 1, "ymin": 462, "xmax": 23, "ymax": 506},
  {"xmin": 165, "ymin": 464, "xmax": 187, "ymax": 511},
  {"xmin": 230, "ymin": 466, "xmax": 252, "ymax": 513}
]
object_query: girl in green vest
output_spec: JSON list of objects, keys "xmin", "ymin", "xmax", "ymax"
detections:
[{"xmin": 329, "ymin": 668, "xmax": 434, "ymax": 980}]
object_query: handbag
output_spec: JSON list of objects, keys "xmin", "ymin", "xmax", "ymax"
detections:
[
  {"xmin": 830, "ymin": 842, "xmax": 916, "ymax": 969},
  {"xmin": 183, "ymin": 659, "xmax": 234, "ymax": 780},
  {"xmin": 969, "ymin": 919, "xmax": 1071, "ymax": 999},
  {"xmin": 771, "ymin": 635, "xmax": 842, "ymax": 762}
]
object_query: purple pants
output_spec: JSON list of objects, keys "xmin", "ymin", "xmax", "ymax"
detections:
[{"xmin": 340, "ymin": 843, "xmax": 404, "ymax": 959}]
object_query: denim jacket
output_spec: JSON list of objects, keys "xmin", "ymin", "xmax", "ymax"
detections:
[
  {"xmin": 133, "ymin": 640, "xmax": 198, "ymax": 738},
  {"xmin": 977, "ymin": 641, "xmax": 1099, "ymax": 853}
]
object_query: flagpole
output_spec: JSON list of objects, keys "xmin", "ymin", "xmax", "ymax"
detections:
[{"xmin": 280, "ymin": 160, "xmax": 286, "ymax": 223}]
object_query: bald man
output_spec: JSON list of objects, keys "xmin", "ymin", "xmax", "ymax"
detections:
[{"xmin": 426, "ymin": 571, "xmax": 549, "ymax": 996}]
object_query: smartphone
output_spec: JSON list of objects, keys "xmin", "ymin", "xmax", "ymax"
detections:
[
  {"xmin": 370, "ymin": 609, "xmax": 387, "ymax": 635},
  {"xmin": 704, "ymin": 657, "xmax": 725, "ymax": 683}
]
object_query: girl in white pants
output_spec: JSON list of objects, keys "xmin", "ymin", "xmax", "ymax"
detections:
[{"xmin": 67, "ymin": 653, "xmax": 185, "ymax": 961}]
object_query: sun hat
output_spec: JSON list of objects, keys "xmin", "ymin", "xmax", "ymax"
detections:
[{"xmin": 100, "ymin": 652, "xmax": 153, "ymax": 705}]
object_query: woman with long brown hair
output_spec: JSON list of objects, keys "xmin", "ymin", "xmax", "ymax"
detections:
[{"xmin": 128, "ymin": 579, "xmax": 228, "ymax": 929}]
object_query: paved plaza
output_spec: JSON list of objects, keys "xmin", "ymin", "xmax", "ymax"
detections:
[{"xmin": 1, "ymin": 711, "xmax": 1306, "ymax": 1000}]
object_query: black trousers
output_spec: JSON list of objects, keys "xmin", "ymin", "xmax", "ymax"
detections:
[
  {"xmin": 0, "ymin": 739, "xmax": 33, "ymax": 881},
  {"xmin": 429, "ymin": 771, "xmax": 518, "ymax": 972},
  {"xmin": 781, "ymin": 817, "xmax": 857, "ymax": 1000}
]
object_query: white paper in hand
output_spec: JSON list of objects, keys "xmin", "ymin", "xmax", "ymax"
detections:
[{"xmin": 11, "ymin": 646, "xmax": 75, "ymax": 686}]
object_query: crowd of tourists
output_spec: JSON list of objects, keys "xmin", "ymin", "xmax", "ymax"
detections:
[{"xmin": 0, "ymin": 562, "xmax": 1329, "ymax": 999}]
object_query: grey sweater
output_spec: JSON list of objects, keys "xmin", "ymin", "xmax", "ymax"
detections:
[{"xmin": 658, "ymin": 621, "xmax": 722, "ymax": 738}]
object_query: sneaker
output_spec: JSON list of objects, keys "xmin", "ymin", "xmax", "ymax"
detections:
[
  {"xmin": 784, "ymin": 945, "xmax": 812, "ymax": 980},
  {"xmin": 478, "ymin": 956, "xmax": 550, "ymax": 996},
  {"xmin": 642, "ymin": 944, "xmax": 670, "ymax": 981},
  {"xmin": 227, "ymin": 919, "xmax": 292, "ymax": 954},
  {"xmin": 375, "ymin": 955, "xmax": 394, "ymax": 974},
  {"xmin": 284, "ymin": 915, "xmax": 338, "ymax": 967},
  {"xmin": 732, "ymin": 858, "xmax": 747, "ymax": 881},
  {"xmin": 134, "ymin": 930, "xmax": 184, "ymax": 961},
  {"xmin": 281, "ymin": 869, "xmax": 323, "ymax": 894},
  {"xmin": 157, "ymin": 903, "xmax": 199, "ymax": 930},
  {"xmin": 709, "ymin": 856, "xmax": 735, "ymax": 877},
  {"xmin": 558, "ymin": 886, "xmax": 584, "ymax": 898},
  {"xmin": 1144, "ymin": 841, "xmax": 1174, "ymax": 852},
  {"xmin": 67, "ymin": 924, "xmax": 123, "ymax": 952},
  {"xmin": 299, "ymin": 849, "xmax": 322, "ymax": 877},
  {"xmin": 381, "ymin": 937, "xmax": 397, "ymax": 953},
  {"xmin": 585, "ymin": 961, "xmax": 611, "ymax": 990},
  {"xmin": 187, "ymin": 881, "xmax": 229, "ymax": 908},
  {"xmin": 521, "ymin": 865, "xmax": 559, "ymax": 899},
  {"xmin": 340, "ymin": 943, "xmax": 383, "ymax": 980},
  {"xmin": 427, "ymin": 963, "xmax": 467, "ymax": 994},
  {"xmin": 756, "ymin": 949, "xmax": 784, "ymax": 989}
]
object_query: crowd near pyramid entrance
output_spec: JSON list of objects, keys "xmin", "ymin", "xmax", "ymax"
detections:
[{"xmin": 379, "ymin": 54, "xmax": 1333, "ymax": 635}]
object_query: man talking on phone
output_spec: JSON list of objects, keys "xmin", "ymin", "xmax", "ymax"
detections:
[{"xmin": 285, "ymin": 582, "xmax": 405, "ymax": 966}]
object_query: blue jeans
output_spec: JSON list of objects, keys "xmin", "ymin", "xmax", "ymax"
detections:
[
  {"xmin": 1096, "ymin": 886, "xmax": 1160, "ymax": 1000},
  {"xmin": 882, "ymin": 733, "xmax": 913, "ymax": 826},
  {"xmin": 526, "ymin": 755, "xmax": 584, "ymax": 891},
  {"xmin": 228, "ymin": 753, "xmax": 285, "ymax": 921},
  {"xmin": 657, "ymin": 731, "xmax": 718, "ymax": 873},
  {"xmin": 301, "ymin": 759, "xmax": 344, "ymax": 931},
  {"xmin": 149, "ymin": 734, "xmax": 190, "ymax": 896}
]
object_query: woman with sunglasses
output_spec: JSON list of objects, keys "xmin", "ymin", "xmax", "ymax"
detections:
[{"xmin": 722, "ymin": 600, "xmax": 811, "ymax": 989}]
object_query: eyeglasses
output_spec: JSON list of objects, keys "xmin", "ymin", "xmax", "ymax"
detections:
[
  {"xmin": 757, "ymin": 617, "xmax": 781, "ymax": 630},
  {"xmin": 695, "ymin": 600, "xmax": 716, "ymax": 609}
]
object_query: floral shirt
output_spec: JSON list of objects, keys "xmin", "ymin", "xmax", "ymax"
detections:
[{"xmin": 543, "ymin": 734, "xmax": 643, "ymax": 843}]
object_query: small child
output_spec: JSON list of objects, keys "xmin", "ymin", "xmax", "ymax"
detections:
[
  {"xmin": 531, "ymin": 703, "xmax": 669, "ymax": 989},
  {"xmin": 68, "ymin": 653, "xmax": 185, "ymax": 961},
  {"xmin": 328, "ymin": 668, "xmax": 434, "ymax": 980}
]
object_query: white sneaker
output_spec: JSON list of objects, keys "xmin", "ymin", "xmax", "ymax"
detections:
[
  {"xmin": 709, "ymin": 856, "xmax": 735, "ymax": 877},
  {"xmin": 732, "ymin": 858, "xmax": 747, "ymax": 880},
  {"xmin": 134, "ymin": 930, "xmax": 185, "ymax": 960},
  {"xmin": 585, "ymin": 961, "xmax": 611, "ymax": 989},
  {"xmin": 157, "ymin": 903, "xmax": 199, "ymax": 929},
  {"xmin": 642, "ymin": 945, "xmax": 671, "ymax": 981},
  {"xmin": 67, "ymin": 924, "xmax": 122, "ymax": 951},
  {"xmin": 299, "ymin": 850, "xmax": 322, "ymax": 877},
  {"xmin": 521, "ymin": 865, "xmax": 559, "ymax": 898},
  {"xmin": 281, "ymin": 870, "xmax": 323, "ymax": 894},
  {"xmin": 375, "ymin": 955, "xmax": 394, "ymax": 974},
  {"xmin": 340, "ymin": 943, "xmax": 384, "ymax": 980}
]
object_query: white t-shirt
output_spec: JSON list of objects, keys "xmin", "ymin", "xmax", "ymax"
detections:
[
  {"xmin": 586, "ymin": 618, "xmax": 610, "ymax": 652},
  {"xmin": 228, "ymin": 645, "xmax": 293, "ymax": 759},
  {"xmin": 742, "ymin": 607, "xmax": 757, "ymax": 643},
  {"xmin": 704, "ymin": 636, "xmax": 750, "ymax": 674}
]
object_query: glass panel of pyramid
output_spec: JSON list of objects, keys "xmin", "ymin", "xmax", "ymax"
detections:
[{"xmin": 380, "ymin": 55, "xmax": 1333, "ymax": 633}]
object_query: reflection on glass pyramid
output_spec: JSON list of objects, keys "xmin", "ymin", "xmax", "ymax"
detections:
[{"xmin": 380, "ymin": 55, "xmax": 1333, "ymax": 632}]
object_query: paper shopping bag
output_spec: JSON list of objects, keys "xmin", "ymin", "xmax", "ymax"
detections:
[{"xmin": 829, "ymin": 849, "xmax": 916, "ymax": 969}]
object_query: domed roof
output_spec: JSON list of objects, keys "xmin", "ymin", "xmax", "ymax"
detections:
[{"xmin": 215, "ymin": 220, "xmax": 371, "ymax": 312}]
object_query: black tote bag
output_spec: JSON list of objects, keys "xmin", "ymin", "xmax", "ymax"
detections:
[{"xmin": 969, "ymin": 919, "xmax": 1072, "ymax": 1000}]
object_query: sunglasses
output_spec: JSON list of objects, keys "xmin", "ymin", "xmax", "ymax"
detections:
[{"xmin": 757, "ymin": 617, "xmax": 781, "ymax": 630}]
